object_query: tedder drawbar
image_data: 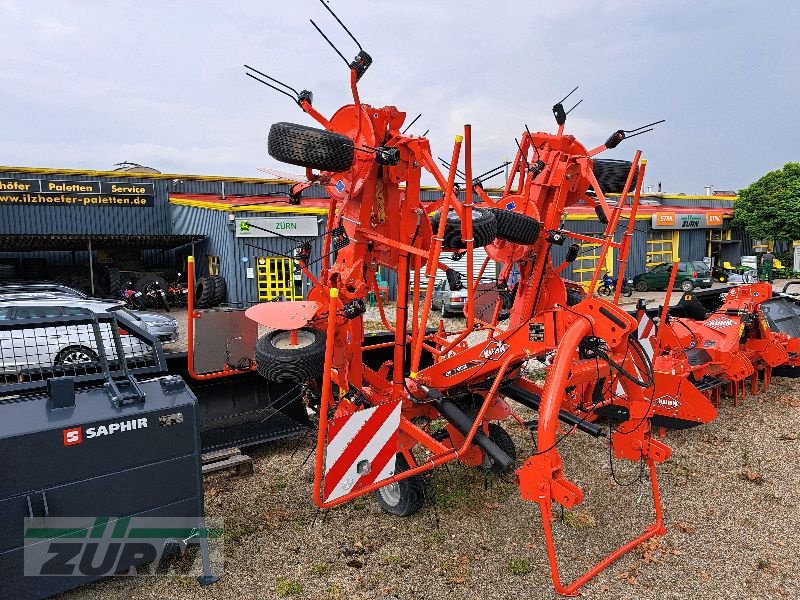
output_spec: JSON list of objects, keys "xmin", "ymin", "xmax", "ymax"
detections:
[{"xmin": 240, "ymin": 2, "xmax": 800, "ymax": 595}]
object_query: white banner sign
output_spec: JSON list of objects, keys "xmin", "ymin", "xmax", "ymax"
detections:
[{"xmin": 235, "ymin": 216, "xmax": 318, "ymax": 238}]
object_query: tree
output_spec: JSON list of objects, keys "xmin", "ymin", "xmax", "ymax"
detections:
[{"xmin": 732, "ymin": 162, "xmax": 800, "ymax": 241}]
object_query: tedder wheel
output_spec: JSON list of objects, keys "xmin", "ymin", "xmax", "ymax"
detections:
[
  {"xmin": 681, "ymin": 279, "xmax": 695, "ymax": 292},
  {"xmin": 210, "ymin": 275, "xmax": 227, "ymax": 306},
  {"xmin": 481, "ymin": 423, "xmax": 517, "ymax": 474},
  {"xmin": 268, "ymin": 122, "xmax": 355, "ymax": 173},
  {"xmin": 429, "ymin": 207, "xmax": 497, "ymax": 250},
  {"xmin": 635, "ymin": 280, "xmax": 649, "ymax": 292},
  {"xmin": 487, "ymin": 209, "xmax": 541, "ymax": 245},
  {"xmin": 374, "ymin": 454, "xmax": 426, "ymax": 517},
  {"xmin": 195, "ymin": 276, "xmax": 216, "ymax": 309},
  {"xmin": 255, "ymin": 327, "xmax": 326, "ymax": 383}
]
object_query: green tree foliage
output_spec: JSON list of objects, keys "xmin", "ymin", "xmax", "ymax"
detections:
[{"xmin": 732, "ymin": 162, "xmax": 800, "ymax": 241}]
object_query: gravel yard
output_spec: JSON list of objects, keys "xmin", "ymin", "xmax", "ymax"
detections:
[{"xmin": 63, "ymin": 280, "xmax": 800, "ymax": 599}]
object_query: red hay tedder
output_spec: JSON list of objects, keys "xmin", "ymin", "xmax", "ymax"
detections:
[{"xmin": 239, "ymin": 3, "xmax": 800, "ymax": 594}]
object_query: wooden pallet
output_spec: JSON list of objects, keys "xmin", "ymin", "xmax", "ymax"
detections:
[{"xmin": 201, "ymin": 447, "xmax": 253, "ymax": 477}]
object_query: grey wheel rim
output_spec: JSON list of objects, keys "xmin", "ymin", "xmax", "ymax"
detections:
[
  {"xmin": 379, "ymin": 481, "xmax": 402, "ymax": 506},
  {"xmin": 271, "ymin": 330, "xmax": 316, "ymax": 350},
  {"xmin": 60, "ymin": 350, "xmax": 93, "ymax": 365}
]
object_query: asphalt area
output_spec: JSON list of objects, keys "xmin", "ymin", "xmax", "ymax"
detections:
[{"xmin": 65, "ymin": 281, "xmax": 800, "ymax": 599}]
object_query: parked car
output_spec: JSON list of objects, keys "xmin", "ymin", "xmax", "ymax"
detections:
[
  {"xmin": 431, "ymin": 278, "xmax": 467, "ymax": 317},
  {"xmin": 0, "ymin": 287, "xmax": 178, "ymax": 344},
  {"xmin": 633, "ymin": 261, "xmax": 713, "ymax": 292},
  {"xmin": 0, "ymin": 301, "xmax": 159, "ymax": 375},
  {"xmin": 430, "ymin": 278, "xmax": 511, "ymax": 320}
]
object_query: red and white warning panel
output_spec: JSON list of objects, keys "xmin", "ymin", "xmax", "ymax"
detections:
[{"xmin": 323, "ymin": 400, "xmax": 402, "ymax": 503}]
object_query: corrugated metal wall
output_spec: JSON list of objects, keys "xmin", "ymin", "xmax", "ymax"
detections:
[
  {"xmin": 0, "ymin": 169, "xmax": 172, "ymax": 235},
  {"xmin": 678, "ymin": 229, "xmax": 708, "ymax": 261},
  {"xmin": 660, "ymin": 198, "xmax": 734, "ymax": 208}
]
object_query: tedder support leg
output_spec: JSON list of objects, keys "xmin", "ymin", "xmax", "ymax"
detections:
[{"xmin": 539, "ymin": 459, "xmax": 666, "ymax": 596}]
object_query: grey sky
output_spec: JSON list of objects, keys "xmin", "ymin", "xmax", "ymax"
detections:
[{"xmin": 1, "ymin": 0, "xmax": 797, "ymax": 194}]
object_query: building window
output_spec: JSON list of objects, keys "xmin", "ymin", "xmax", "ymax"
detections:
[{"xmin": 646, "ymin": 230, "xmax": 677, "ymax": 266}]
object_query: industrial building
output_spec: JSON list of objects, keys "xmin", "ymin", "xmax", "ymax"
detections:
[{"xmin": 0, "ymin": 165, "xmax": 748, "ymax": 304}]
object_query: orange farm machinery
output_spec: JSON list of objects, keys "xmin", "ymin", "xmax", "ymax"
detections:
[{"xmin": 241, "ymin": 3, "xmax": 800, "ymax": 595}]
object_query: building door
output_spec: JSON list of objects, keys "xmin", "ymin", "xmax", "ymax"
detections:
[{"xmin": 256, "ymin": 257, "xmax": 300, "ymax": 301}]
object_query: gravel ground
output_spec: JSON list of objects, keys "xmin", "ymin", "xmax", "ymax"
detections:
[{"xmin": 63, "ymin": 280, "xmax": 800, "ymax": 599}]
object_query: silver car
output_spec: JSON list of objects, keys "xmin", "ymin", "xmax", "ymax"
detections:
[
  {"xmin": 0, "ymin": 298, "xmax": 172, "ymax": 375},
  {"xmin": 0, "ymin": 289, "xmax": 178, "ymax": 344}
]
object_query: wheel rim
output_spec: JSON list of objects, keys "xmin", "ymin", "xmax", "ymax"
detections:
[
  {"xmin": 682, "ymin": 282, "xmax": 692, "ymax": 291},
  {"xmin": 378, "ymin": 482, "xmax": 402, "ymax": 506},
  {"xmin": 271, "ymin": 330, "xmax": 316, "ymax": 350},
  {"xmin": 60, "ymin": 349, "xmax": 93, "ymax": 365}
]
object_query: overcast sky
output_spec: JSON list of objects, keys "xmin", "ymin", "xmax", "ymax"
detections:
[{"xmin": 1, "ymin": 0, "xmax": 797, "ymax": 194}]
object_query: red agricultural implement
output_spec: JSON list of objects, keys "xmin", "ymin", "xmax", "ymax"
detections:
[{"xmin": 238, "ymin": 2, "xmax": 800, "ymax": 595}]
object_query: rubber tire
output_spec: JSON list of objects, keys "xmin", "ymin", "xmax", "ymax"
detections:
[
  {"xmin": 622, "ymin": 285, "xmax": 633, "ymax": 298},
  {"xmin": 54, "ymin": 346, "xmax": 98, "ymax": 368},
  {"xmin": 255, "ymin": 327, "xmax": 326, "ymax": 383},
  {"xmin": 429, "ymin": 207, "xmax": 497, "ymax": 250},
  {"xmin": 195, "ymin": 276, "xmax": 216, "ymax": 309},
  {"xmin": 488, "ymin": 209, "xmax": 541, "ymax": 245},
  {"xmin": 592, "ymin": 159, "xmax": 637, "ymax": 194},
  {"xmin": 268, "ymin": 122, "xmax": 354, "ymax": 173},
  {"xmin": 481, "ymin": 423, "xmax": 517, "ymax": 474},
  {"xmin": 597, "ymin": 285, "xmax": 612, "ymax": 297},
  {"xmin": 107, "ymin": 268, "xmax": 122, "ymax": 297},
  {"xmin": 566, "ymin": 287, "xmax": 585, "ymax": 306},
  {"xmin": 718, "ymin": 275, "xmax": 728, "ymax": 283},
  {"xmin": 134, "ymin": 273, "xmax": 168, "ymax": 293},
  {"xmin": 374, "ymin": 455, "xmax": 426, "ymax": 517},
  {"xmin": 210, "ymin": 275, "xmax": 227, "ymax": 306},
  {"xmin": 681, "ymin": 280, "xmax": 695, "ymax": 292},
  {"xmin": 635, "ymin": 280, "xmax": 649, "ymax": 292}
]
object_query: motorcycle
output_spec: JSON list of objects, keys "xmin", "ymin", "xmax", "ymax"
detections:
[
  {"xmin": 597, "ymin": 273, "xmax": 633, "ymax": 297},
  {"xmin": 119, "ymin": 280, "xmax": 147, "ymax": 310}
]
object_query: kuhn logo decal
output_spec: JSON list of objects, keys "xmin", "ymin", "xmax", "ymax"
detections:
[
  {"xmin": 481, "ymin": 341, "xmax": 509, "ymax": 361},
  {"xmin": 63, "ymin": 418, "xmax": 148, "ymax": 446},
  {"xmin": 655, "ymin": 396, "xmax": 681, "ymax": 409},
  {"xmin": 706, "ymin": 317, "xmax": 736, "ymax": 330}
]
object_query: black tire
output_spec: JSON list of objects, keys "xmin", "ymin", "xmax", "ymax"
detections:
[
  {"xmin": 255, "ymin": 327, "xmax": 326, "ymax": 383},
  {"xmin": 195, "ymin": 276, "xmax": 216, "ymax": 309},
  {"xmin": 481, "ymin": 423, "xmax": 517, "ymax": 474},
  {"xmin": 54, "ymin": 346, "xmax": 98, "ymax": 368},
  {"xmin": 635, "ymin": 280, "xmax": 649, "ymax": 292},
  {"xmin": 718, "ymin": 274, "xmax": 728, "ymax": 283},
  {"xmin": 488, "ymin": 209, "xmax": 541, "ymax": 245},
  {"xmin": 566, "ymin": 287, "xmax": 585, "ymax": 306},
  {"xmin": 268, "ymin": 122, "xmax": 354, "ymax": 173},
  {"xmin": 374, "ymin": 455, "xmax": 426, "ymax": 517},
  {"xmin": 107, "ymin": 268, "xmax": 122, "ymax": 297},
  {"xmin": 592, "ymin": 159, "xmax": 637, "ymax": 194},
  {"xmin": 429, "ymin": 207, "xmax": 497, "ymax": 250},
  {"xmin": 211, "ymin": 275, "xmax": 227, "ymax": 306},
  {"xmin": 622, "ymin": 285, "xmax": 633, "ymax": 298},
  {"xmin": 680, "ymin": 279, "xmax": 695, "ymax": 292},
  {"xmin": 597, "ymin": 285, "xmax": 612, "ymax": 297},
  {"xmin": 134, "ymin": 273, "xmax": 168, "ymax": 294}
]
